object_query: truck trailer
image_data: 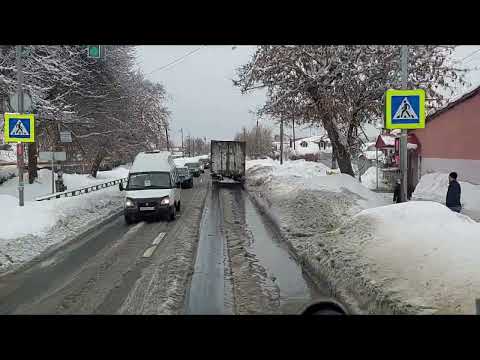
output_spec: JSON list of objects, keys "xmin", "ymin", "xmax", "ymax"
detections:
[{"xmin": 210, "ymin": 140, "xmax": 246, "ymax": 185}]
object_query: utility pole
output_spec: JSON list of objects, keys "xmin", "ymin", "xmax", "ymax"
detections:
[
  {"xmin": 165, "ymin": 126, "xmax": 170, "ymax": 152},
  {"xmin": 292, "ymin": 115, "xmax": 296, "ymax": 150},
  {"xmin": 256, "ymin": 118, "xmax": 259, "ymax": 159},
  {"xmin": 400, "ymin": 45, "xmax": 408, "ymax": 202},
  {"xmin": 16, "ymin": 45, "xmax": 25, "ymax": 207},
  {"xmin": 180, "ymin": 128, "xmax": 184, "ymax": 154},
  {"xmin": 280, "ymin": 116, "xmax": 284, "ymax": 165}
]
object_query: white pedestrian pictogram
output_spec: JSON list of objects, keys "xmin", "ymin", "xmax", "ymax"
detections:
[
  {"xmin": 393, "ymin": 97, "xmax": 418, "ymax": 120},
  {"xmin": 10, "ymin": 120, "xmax": 29, "ymax": 136}
]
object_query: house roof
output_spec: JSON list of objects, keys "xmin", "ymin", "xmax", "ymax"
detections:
[
  {"xmin": 426, "ymin": 84, "xmax": 480, "ymax": 123},
  {"xmin": 375, "ymin": 135, "xmax": 396, "ymax": 148}
]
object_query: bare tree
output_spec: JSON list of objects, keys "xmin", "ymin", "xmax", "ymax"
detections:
[
  {"xmin": 235, "ymin": 45, "xmax": 466, "ymax": 175},
  {"xmin": 235, "ymin": 123, "xmax": 273, "ymax": 158}
]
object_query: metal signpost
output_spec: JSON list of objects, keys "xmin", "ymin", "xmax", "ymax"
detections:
[
  {"xmin": 385, "ymin": 45, "xmax": 425, "ymax": 202},
  {"xmin": 17, "ymin": 45, "xmax": 24, "ymax": 206},
  {"xmin": 280, "ymin": 116, "xmax": 284, "ymax": 165},
  {"xmin": 39, "ymin": 151, "xmax": 66, "ymax": 194},
  {"xmin": 3, "ymin": 46, "xmax": 35, "ymax": 207}
]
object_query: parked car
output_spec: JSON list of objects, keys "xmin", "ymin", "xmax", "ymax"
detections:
[
  {"xmin": 199, "ymin": 158, "xmax": 210, "ymax": 169},
  {"xmin": 185, "ymin": 161, "xmax": 201, "ymax": 177},
  {"xmin": 176, "ymin": 165, "xmax": 193, "ymax": 188},
  {"xmin": 120, "ymin": 150, "xmax": 181, "ymax": 224}
]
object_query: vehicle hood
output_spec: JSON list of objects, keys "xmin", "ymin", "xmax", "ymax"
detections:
[{"xmin": 126, "ymin": 188, "xmax": 173, "ymax": 200}]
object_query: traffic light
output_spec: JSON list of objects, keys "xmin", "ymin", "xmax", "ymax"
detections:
[{"xmin": 87, "ymin": 45, "xmax": 102, "ymax": 59}]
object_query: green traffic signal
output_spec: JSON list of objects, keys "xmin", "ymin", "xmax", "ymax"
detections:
[{"xmin": 88, "ymin": 45, "xmax": 101, "ymax": 59}]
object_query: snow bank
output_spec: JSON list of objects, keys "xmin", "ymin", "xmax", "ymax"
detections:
[
  {"xmin": 322, "ymin": 202, "xmax": 480, "ymax": 314},
  {"xmin": 0, "ymin": 167, "xmax": 128, "ymax": 271},
  {"xmin": 246, "ymin": 159, "xmax": 480, "ymax": 314},
  {"xmin": 0, "ymin": 148, "xmax": 16, "ymax": 163},
  {"xmin": 245, "ymin": 159, "xmax": 390, "ymax": 313},
  {"xmin": 360, "ymin": 150, "xmax": 384, "ymax": 161},
  {"xmin": 412, "ymin": 172, "xmax": 480, "ymax": 221},
  {"xmin": 361, "ymin": 166, "xmax": 379, "ymax": 190},
  {"xmin": 247, "ymin": 159, "xmax": 385, "ymax": 211}
]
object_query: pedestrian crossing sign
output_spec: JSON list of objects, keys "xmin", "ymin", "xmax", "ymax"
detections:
[
  {"xmin": 385, "ymin": 89, "xmax": 425, "ymax": 129},
  {"xmin": 3, "ymin": 113, "xmax": 35, "ymax": 143}
]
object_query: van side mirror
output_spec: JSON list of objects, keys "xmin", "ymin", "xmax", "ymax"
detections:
[{"xmin": 119, "ymin": 182, "xmax": 124, "ymax": 191}]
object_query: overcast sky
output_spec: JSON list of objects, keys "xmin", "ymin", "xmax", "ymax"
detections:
[
  {"xmin": 136, "ymin": 46, "xmax": 268, "ymax": 145},
  {"xmin": 136, "ymin": 45, "xmax": 480, "ymax": 146}
]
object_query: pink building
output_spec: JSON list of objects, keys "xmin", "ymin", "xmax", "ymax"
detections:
[{"xmin": 410, "ymin": 86, "xmax": 480, "ymax": 185}]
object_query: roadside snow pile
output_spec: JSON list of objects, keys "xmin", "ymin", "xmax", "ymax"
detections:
[
  {"xmin": 247, "ymin": 159, "xmax": 480, "ymax": 313},
  {"xmin": 0, "ymin": 166, "xmax": 129, "ymax": 271},
  {"xmin": 0, "ymin": 166, "xmax": 16, "ymax": 185},
  {"xmin": 360, "ymin": 150, "xmax": 384, "ymax": 161},
  {"xmin": 412, "ymin": 172, "xmax": 480, "ymax": 221},
  {"xmin": 318, "ymin": 201, "xmax": 480, "ymax": 314},
  {"xmin": 247, "ymin": 159, "xmax": 385, "ymax": 212},
  {"xmin": 245, "ymin": 160, "xmax": 388, "ymax": 286},
  {"xmin": 0, "ymin": 148, "xmax": 16, "ymax": 163},
  {"xmin": 292, "ymin": 138, "xmax": 321, "ymax": 157},
  {"xmin": 360, "ymin": 166, "xmax": 390, "ymax": 190},
  {"xmin": 245, "ymin": 159, "xmax": 480, "ymax": 314},
  {"xmin": 361, "ymin": 166, "xmax": 378, "ymax": 190}
]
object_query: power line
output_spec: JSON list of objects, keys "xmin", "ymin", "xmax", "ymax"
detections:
[
  {"xmin": 144, "ymin": 46, "xmax": 205, "ymax": 76},
  {"xmin": 463, "ymin": 53, "xmax": 480, "ymax": 66},
  {"xmin": 455, "ymin": 47, "xmax": 480, "ymax": 63}
]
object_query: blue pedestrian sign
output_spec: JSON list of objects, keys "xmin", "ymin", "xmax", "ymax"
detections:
[
  {"xmin": 385, "ymin": 89, "xmax": 425, "ymax": 129},
  {"xmin": 3, "ymin": 113, "xmax": 35, "ymax": 143}
]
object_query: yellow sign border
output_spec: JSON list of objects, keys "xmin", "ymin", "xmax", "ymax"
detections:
[
  {"xmin": 3, "ymin": 113, "xmax": 35, "ymax": 143},
  {"xmin": 385, "ymin": 89, "xmax": 425, "ymax": 129}
]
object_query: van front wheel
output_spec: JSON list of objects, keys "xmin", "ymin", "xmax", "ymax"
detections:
[
  {"xmin": 125, "ymin": 214, "xmax": 135, "ymax": 225},
  {"xmin": 169, "ymin": 206, "xmax": 176, "ymax": 221}
]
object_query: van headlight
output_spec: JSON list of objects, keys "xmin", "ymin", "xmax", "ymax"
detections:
[
  {"xmin": 125, "ymin": 198, "xmax": 135, "ymax": 208},
  {"xmin": 160, "ymin": 197, "xmax": 170, "ymax": 205}
]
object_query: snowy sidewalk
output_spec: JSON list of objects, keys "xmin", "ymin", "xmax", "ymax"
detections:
[
  {"xmin": 245, "ymin": 159, "xmax": 480, "ymax": 314},
  {"xmin": 0, "ymin": 167, "xmax": 129, "ymax": 272}
]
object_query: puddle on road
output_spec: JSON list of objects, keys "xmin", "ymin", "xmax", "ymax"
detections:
[{"xmin": 242, "ymin": 193, "xmax": 320, "ymax": 313}]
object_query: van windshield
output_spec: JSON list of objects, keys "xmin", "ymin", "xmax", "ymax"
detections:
[{"xmin": 126, "ymin": 172, "xmax": 172, "ymax": 190}]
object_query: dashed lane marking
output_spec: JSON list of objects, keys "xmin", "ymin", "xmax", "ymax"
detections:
[
  {"xmin": 152, "ymin": 232, "xmax": 166, "ymax": 246},
  {"xmin": 142, "ymin": 245, "xmax": 158, "ymax": 258}
]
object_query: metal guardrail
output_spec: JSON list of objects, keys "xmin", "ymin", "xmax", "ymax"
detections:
[{"xmin": 35, "ymin": 177, "xmax": 127, "ymax": 201}]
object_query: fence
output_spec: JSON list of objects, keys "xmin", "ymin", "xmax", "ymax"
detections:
[{"xmin": 36, "ymin": 177, "xmax": 127, "ymax": 201}]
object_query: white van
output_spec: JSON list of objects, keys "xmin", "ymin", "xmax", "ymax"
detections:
[{"xmin": 120, "ymin": 150, "xmax": 181, "ymax": 224}]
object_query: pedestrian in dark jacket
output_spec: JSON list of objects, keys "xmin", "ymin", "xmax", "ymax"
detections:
[
  {"xmin": 393, "ymin": 179, "xmax": 402, "ymax": 203},
  {"xmin": 446, "ymin": 172, "xmax": 462, "ymax": 213}
]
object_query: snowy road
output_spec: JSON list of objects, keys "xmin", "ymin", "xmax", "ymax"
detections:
[
  {"xmin": 0, "ymin": 175, "xmax": 208, "ymax": 314},
  {"xmin": 0, "ymin": 172, "xmax": 326, "ymax": 315},
  {"xmin": 185, "ymin": 184, "xmax": 324, "ymax": 315}
]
